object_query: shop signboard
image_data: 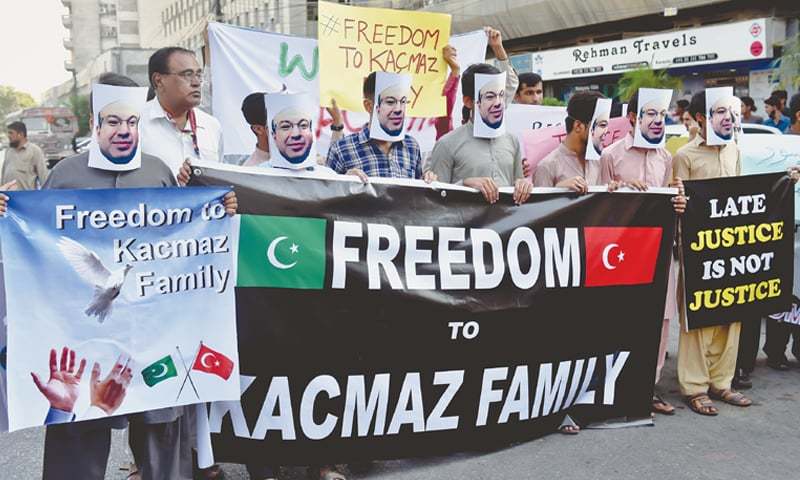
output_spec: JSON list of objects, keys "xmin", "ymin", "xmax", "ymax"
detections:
[{"xmin": 532, "ymin": 19, "xmax": 769, "ymax": 81}]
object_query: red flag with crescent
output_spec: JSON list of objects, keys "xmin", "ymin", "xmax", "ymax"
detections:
[
  {"xmin": 192, "ymin": 343, "xmax": 234, "ymax": 380},
  {"xmin": 584, "ymin": 227, "xmax": 662, "ymax": 287}
]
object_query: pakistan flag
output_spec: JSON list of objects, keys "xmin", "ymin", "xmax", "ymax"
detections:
[
  {"xmin": 141, "ymin": 355, "xmax": 178, "ymax": 387},
  {"xmin": 238, "ymin": 215, "xmax": 327, "ymax": 289}
]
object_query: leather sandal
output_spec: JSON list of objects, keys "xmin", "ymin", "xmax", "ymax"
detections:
[
  {"xmin": 709, "ymin": 388, "xmax": 752, "ymax": 407},
  {"xmin": 687, "ymin": 393, "xmax": 718, "ymax": 416}
]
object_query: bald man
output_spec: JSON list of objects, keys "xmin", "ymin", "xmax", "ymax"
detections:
[
  {"xmin": 375, "ymin": 83, "xmax": 410, "ymax": 137},
  {"xmin": 476, "ymin": 77, "xmax": 506, "ymax": 129},
  {"xmin": 270, "ymin": 106, "xmax": 314, "ymax": 165},
  {"xmin": 709, "ymin": 96, "xmax": 737, "ymax": 141},
  {"xmin": 96, "ymin": 101, "xmax": 140, "ymax": 165}
]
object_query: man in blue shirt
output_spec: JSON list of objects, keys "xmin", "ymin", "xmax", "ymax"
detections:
[
  {"xmin": 327, "ymin": 72, "xmax": 436, "ymax": 182},
  {"xmin": 762, "ymin": 95, "xmax": 790, "ymax": 132}
]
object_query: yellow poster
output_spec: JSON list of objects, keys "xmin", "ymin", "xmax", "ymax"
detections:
[{"xmin": 318, "ymin": 1, "xmax": 451, "ymax": 118}]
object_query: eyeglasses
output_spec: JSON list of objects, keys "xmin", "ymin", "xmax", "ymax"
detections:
[
  {"xmin": 479, "ymin": 91, "xmax": 505, "ymax": 103},
  {"xmin": 276, "ymin": 120, "xmax": 312, "ymax": 133},
  {"xmin": 379, "ymin": 97, "xmax": 408, "ymax": 108},
  {"xmin": 165, "ymin": 70, "xmax": 204, "ymax": 82}
]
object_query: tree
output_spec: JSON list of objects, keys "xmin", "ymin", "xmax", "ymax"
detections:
[
  {"xmin": 616, "ymin": 69, "xmax": 683, "ymax": 102},
  {"xmin": 774, "ymin": 32, "xmax": 800, "ymax": 91},
  {"xmin": 0, "ymin": 85, "xmax": 36, "ymax": 120},
  {"xmin": 69, "ymin": 94, "xmax": 90, "ymax": 137}
]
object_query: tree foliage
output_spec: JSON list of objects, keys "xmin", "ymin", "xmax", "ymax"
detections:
[
  {"xmin": 616, "ymin": 69, "xmax": 683, "ymax": 102},
  {"xmin": 69, "ymin": 94, "xmax": 90, "ymax": 137},
  {"xmin": 0, "ymin": 85, "xmax": 36, "ymax": 120},
  {"xmin": 774, "ymin": 32, "xmax": 800, "ymax": 91}
]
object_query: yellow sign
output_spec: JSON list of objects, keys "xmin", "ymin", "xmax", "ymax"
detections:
[{"xmin": 318, "ymin": 1, "xmax": 451, "ymax": 118}]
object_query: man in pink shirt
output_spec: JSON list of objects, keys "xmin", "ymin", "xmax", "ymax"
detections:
[
  {"xmin": 600, "ymin": 90, "xmax": 686, "ymax": 417},
  {"xmin": 533, "ymin": 91, "xmax": 605, "ymax": 191}
]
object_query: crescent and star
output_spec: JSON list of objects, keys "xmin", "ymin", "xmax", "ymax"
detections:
[
  {"xmin": 266, "ymin": 236, "xmax": 298, "ymax": 269},
  {"xmin": 602, "ymin": 243, "xmax": 625, "ymax": 270},
  {"xmin": 151, "ymin": 362, "xmax": 169, "ymax": 379},
  {"xmin": 200, "ymin": 352, "xmax": 217, "ymax": 368}
]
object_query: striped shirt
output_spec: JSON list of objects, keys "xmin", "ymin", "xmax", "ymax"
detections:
[{"xmin": 326, "ymin": 124, "xmax": 422, "ymax": 179}]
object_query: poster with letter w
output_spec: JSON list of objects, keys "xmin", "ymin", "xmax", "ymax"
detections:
[
  {"xmin": 0, "ymin": 187, "xmax": 240, "ymax": 431},
  {"xmin": 681, "ymin": 173, "xmax": 794, "ymax": 330},
  {"xmin": 191, "ymin": 164, "xmax": 676, "ymax": 464}
]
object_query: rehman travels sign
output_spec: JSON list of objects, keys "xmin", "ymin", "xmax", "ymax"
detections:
[{"xmin": 533, "ymin": 19, "xmax": 770, "ymax": 81}]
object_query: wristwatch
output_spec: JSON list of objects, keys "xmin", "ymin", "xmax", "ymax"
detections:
[{"xmin": 330, "ymin": 124, "xmax": 344, "ymax": 131}]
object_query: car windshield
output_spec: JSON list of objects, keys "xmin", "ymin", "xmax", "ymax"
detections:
[{"xmin": 23, "ymin": 117, "xmax": 50, "ymax": 133}]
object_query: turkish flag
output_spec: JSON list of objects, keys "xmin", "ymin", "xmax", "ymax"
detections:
[
  {"xmin": 192, "ymin": 343, "xmax": 234, "ymax": 380},
  {"xmin": 584, "ymin": 227, "xmax": 662, "ymax": 287}
]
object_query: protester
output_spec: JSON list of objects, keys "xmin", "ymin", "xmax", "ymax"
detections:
[
  {"xmin": 427, "ymin": 62, "xmax": 529, "ymax": 204},
  {"xmin": 739, "ymin": 96, "xmax": 763, "ymax": 124},
  {"xmin": 435, "ymin": 27, "xmax": 519, "ymax": 139},
  {"xmin": 514, "ymin": 72, "xmax": 544, "ymax": 105},
  {"xmin": 786, "ymin": 92, "xmax": 800, "ymax": 136},
  {"xmin": 0, "ymin": 72, "xmax": 230, "ymax": 480},
  {"xmin": 2, "ymin": 121, "xmax": 48, "ymax": 190},
  {"xmin": 600, "ymin": 89, "xmax": 687, "ymax": 414},
  {"xmin": 327, "ymin": 72, "xmax": 435, "ymax": 182},
  {"xmin": 681, "ymin": 110, "xmax": 699, "ymax": 140},
  {"xmin": 140, "ymin": 46, "xmax": 223, "ymax": 175},
  {"xmin": 533, "ymin": 91, "xmax": 605, "ymax": 191},
  {"xmin": 435, "ymin": 44, "xmax": 461, "ymax": 140},
  {"xmin": 772, "ymin": 89, "xmax": 790, "ymax": 116},
  {"xmin": 671, "ymin": 99, "xmax": 689, "ymax": 124},
  {"xmin": 762, "ymin": 95, "xmax": 789, "ymax": 132},
  {"xmin": 240, "ymin": 92, "xmax": 344, "ymax": 168},
  {"xmin": 673, "ymin": 91, "xmax": 752, "ymax": 416}
]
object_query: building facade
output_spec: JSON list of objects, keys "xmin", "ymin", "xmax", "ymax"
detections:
[{"xmin": 426, "ymin": 0, "xmax": 800, "ymax": 107}]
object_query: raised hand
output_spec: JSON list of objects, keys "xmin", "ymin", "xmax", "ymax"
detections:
[
  {"xmin": 90, "ymin": 355, "xmax": 133, "ymax": 415},
  {"xmin": 31, "ymin": 347, "xmax": 87, "ymax": 413}
]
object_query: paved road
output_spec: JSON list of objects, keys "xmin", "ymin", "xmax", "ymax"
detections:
[{"xmin": 1, "ymin": 319, "xmax": 798, "ymax": 479}]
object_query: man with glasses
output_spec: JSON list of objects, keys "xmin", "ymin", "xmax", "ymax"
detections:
[
  {"xmin": 327, "ymin": 71, "xmax": 435, "ymax": 182},
  {"xmin": 638, "ymin": 98, "xmax": 668, "ymax": 145},
  {"xmin": 140, "ymin": 47, "xmax": 223, "ymax": 175}
]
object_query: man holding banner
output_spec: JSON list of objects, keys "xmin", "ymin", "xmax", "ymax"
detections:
[
  {"xmin": 533, "ymin": 91, "xmax": 605, "ymax": 191},
  {"xmin": 326, "ymin": 72, "xmax": 434, "ymax": 182},
  {"xmin": 673, "ymin": 91, "xmax": 752, "ymax": 416},
  {"xmin": 600, "ymin": 89, "xmax": 686, "ymax": 416}
]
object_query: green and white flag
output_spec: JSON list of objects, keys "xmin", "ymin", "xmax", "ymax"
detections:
[
  {"xmin": 237, "ymin": 215, "xmax": 327, "ymax": 289},
  {"xmin": 141, "ymin": 355, "xmax": 178, "ymax": 387}
]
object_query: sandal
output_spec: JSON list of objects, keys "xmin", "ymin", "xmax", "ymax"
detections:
[
  {"xmin": 559, "ymin": 424, "xmax": 580, "ymax": 435},
  {"xmin": 709, "ymin": 388, "xmax": 752, "ymax": 407},
  {"xmin": 652, "ymin": 394, "xmax": 676, "ymax": 415},
  {"xmin": 126, "ymin": 462, "xmax": 141, "ymax": 480},
  {"xmin": 687, "ymin": 393, "xmax": 718, "ymax": 416},
  {"xmin": 320, "ymin": 471, "xmax": 347, "ymax": 480}
]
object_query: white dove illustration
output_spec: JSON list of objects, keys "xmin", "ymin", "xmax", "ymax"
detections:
[{"xmin": 57, "ymin": 236, "xmax": 133, "ymax": 323}]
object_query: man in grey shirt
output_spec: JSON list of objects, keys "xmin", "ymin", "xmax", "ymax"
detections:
[{"xmin": 427, "ymin": 62, "xmax": 531, "ymax": 205}]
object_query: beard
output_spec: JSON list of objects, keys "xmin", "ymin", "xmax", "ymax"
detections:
[
  {"xmin": 379, "ymin": 120, "xmax": 405, "ymax": 137},
  {"xmin": 483, "ymin": 115, "xmax": 503, "ymax": 129},
  {"xmin": 101, "ymin": 144, "xmax": 139, "ymax": 165},
  {"xmin": 715, "ymin": 129, "xmax": 733, "ymax": 141},
  {"xmin": 281, "ymin": 143, "xmax": 312, "ymax": 166},
  {"xmin": 9, "ymin": 140, "xmax": 19, "ymax": 149}
]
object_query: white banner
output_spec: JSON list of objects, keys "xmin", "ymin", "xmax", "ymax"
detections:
[
  {"xmin": 209, "ymin": 22, "xmax": 488, "ymax": 158},
  {"xmin": 1, "ymin": 187, "xmax": 240, "ymax": 431},
  {"xmin": 532, "ymin": 19, "xmax": 769, "ymax": 81}
]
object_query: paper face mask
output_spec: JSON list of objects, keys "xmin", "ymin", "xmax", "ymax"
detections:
[
  {"xmin": 473, "ymin": 72, "xmax": 507, "ymax": 139},
  {"xmin": 88, "ymin": 84, "xmax": 148, "ymax": 172},
  {"xmin": 265, "ymin": 93, "xmax": 317, "ymax": 170},
  {"xmin": 586, "ymin": 98, "xmax": 612, "ymax": 161},
  {"xmin": 706, "ymin": 87, "xmax": 740, "ymax": 145},
  {"xmin": 369, "ymin": 72, "xmax": 412, "ymax": 142},
  {"xmin": 632, "ymin": 88, "xmax": 672, "ymax": 149}
]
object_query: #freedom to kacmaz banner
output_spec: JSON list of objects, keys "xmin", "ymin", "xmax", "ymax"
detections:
[
  {"xmin": 681, "ymin": 173, "xmax": 794, "ymax": 330},
  {"xmin": 318, "ymin": 1, "xmax": 451, "ymax": 117},
  {"xmin": 0, "ymin": 187, "xmax": 240, "ymax": 431},
  {"xmin": 191, "ymin": 164, "xmax": 675, "ymax": 464}
]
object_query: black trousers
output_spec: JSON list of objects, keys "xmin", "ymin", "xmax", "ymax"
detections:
[
  {"xmin": 764, "ymin": 317, "xmax": 800, "ymax": 361},
  {"xmin": 736, "ymin": 318, "xmax": 762, "ymax": 373}
]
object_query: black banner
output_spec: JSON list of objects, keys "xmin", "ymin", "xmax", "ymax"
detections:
[
  {"xmin": 191, "ymin": 167, "xmax": 675, "ymax": 464},
  {"xmin": 681, "ymin": 173, "xmax": 794, "ymax": 330}
]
